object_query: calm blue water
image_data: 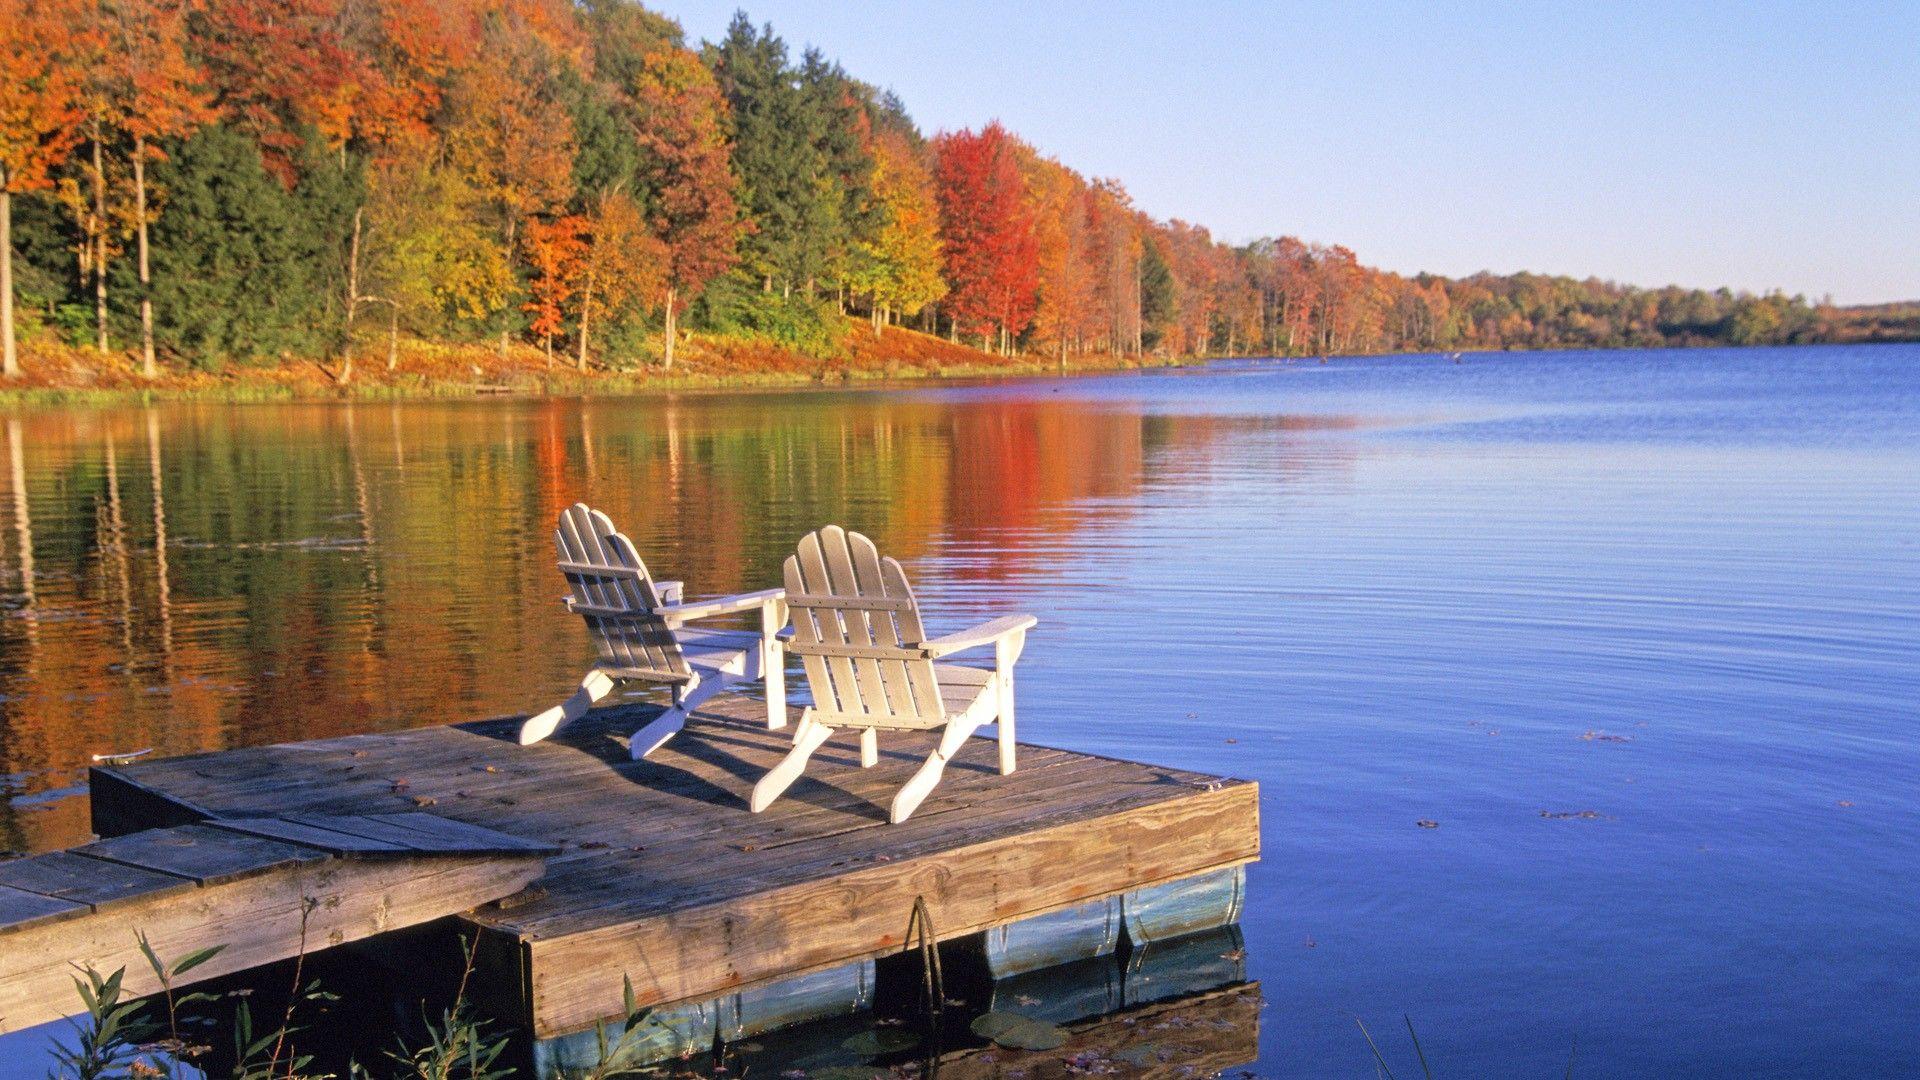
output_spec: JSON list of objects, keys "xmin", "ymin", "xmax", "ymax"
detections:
[{"xmin": 3, "ymin": 343, "xmax": 1917, "ymax": 1076}]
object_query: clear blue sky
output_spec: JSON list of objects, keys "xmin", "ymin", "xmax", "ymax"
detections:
[{"xmin": 655, "ymin": 0, "xmax": 1919, "ymax": 304}]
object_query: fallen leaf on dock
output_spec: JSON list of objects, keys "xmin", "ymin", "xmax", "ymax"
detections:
[
  {"xmin": 1581, "ymin": 731, "xmax": 1632, "ymax": 742},
  {"xmin": 411, "ymin": 795, "xmax": 437, "ymax": 807},
  {"xmin": 1417, "ymin": 819, "xmax": 1438, "ymax": 828},
  {"xmin": 1538, "ymin": 809, "xmax": 1606, "ymax": 819}
]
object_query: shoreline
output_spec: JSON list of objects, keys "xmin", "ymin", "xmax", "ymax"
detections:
[
  {"xmin": 0, "ymin": 324, "xmax": 1195, "ymax": 408},
  {"xmin": 2, "ymin": 331, "xmax": 1907, "ymax": 410}
]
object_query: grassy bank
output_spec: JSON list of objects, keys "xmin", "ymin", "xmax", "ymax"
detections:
[{"xmin": 0, "ymin": 320, "xmax": 1189, "ymax": 407}]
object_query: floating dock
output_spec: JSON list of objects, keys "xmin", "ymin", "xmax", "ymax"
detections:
[{"xmin": 87, "ymin": 698, "xmax": 1260, "ymax": 1042}]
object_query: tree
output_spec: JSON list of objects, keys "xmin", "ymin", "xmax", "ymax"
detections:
[
  {"xmin": 631, "ymin": 45, "xmax": 739, "ymax": 368},
  {"xmin": 99, "ymin": 0, "xmax": 218, "ymax": 375},
  {"xmin": 849, "ymin": 128, "xmax": 945, "ymax": 335},
  {"xmin": 442, "ymin": 14, "xmax": 578, "ymax": 351},
  {"xmin": 1016, "ymin": 148, "xmax": 1098, "ymax": 362},
  {"xmin": 522, "ymin": 214, "xmax": 585, "ymax": 363},
  {"xmin": 358, "ymin": 147, "xmax": 513, "ymax": 364},
  {"xmin": 145, "ymin": 125, "xmax": 359, "ymax": 365},
  {"xmin": 933, "ymin": 122, "xmax": 1037, "ymax": 354},
  {"xmin": 0, "ymin": 0, "xmax": 87, "ymax": 376},
  {"xmin": 704, "ymin": 18, "xmax": 862, "ymax": 303},
  {"xmin": 572, "ymin": 188, "xmax": 662, "ymax": 369}
]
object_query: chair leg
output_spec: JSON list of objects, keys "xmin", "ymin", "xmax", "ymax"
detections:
[
  {"xmin": 751, "ymin": 712, "xmax": 834, "ymax": 813},
  {"xmin": 630, "ymin": 672, "xmax": 723, "ymax": 760},
  {"xmin": 762, "ymin": 604, "xmax": 788, "ymax": 730},
  {"xmin": 860, "ymin": 728, "xmax": 878, "ymax": 768},
  {"xmin": 996, "ymin": 671, "xmax": 1017, "ymax": 776},
  {"xmin": 994, "ymin": 637, "xmax": 1022, "ymax": 776},
  {"xmin": 890, "ymin": 716, "xmax": 984, "ymax": 824},
  {"xmin": 518, "ymin": 669, "xmax": 615, "ymax": 745}
]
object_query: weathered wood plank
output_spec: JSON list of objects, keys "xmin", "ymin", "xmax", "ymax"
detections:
[
  {"xmin": 357, "ymin": 814, "xmax": 561, "ymax": 855},
  {"xmin": 205, "ymin": 818, "xmax": 410, "ymax": 855},
  {"xmin": 0, "ymin": 851, "xmax": 196, "ymax": 910},
  {"xmin": 0, "ymin": 884, "xmax": 89, "ymax": 934},
  {"xmin": 77, "ymin": 826, "xmax": 329, "ymax": 887}
]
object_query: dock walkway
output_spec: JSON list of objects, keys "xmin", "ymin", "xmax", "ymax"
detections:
[{"xmin": 90, "ymin": 699, "xmax": 1259, "ymax": 1039}]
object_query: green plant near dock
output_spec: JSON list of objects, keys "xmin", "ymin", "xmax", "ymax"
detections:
[{"xmin": 48, "ymin": 937, "xmax": 675, "ymax": 1080}]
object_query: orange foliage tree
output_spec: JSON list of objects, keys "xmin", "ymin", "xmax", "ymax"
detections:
[
  {"xmin": 0, "ymin": 0, "xmax": 88, "ymax": 376},
  {"xmin": 523, "ymin": 214, "xmax": 586, "ymax": 362},
  {"xmin": 573, "ymin": 189, "xmax": 664, "ymax": 370}
]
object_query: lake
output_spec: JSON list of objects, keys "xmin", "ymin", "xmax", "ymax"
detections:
[{"xmin": 3, "ymin": 343, "xmax": 1918, "ymax": 1077}]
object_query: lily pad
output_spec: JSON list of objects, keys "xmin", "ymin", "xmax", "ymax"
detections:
[
  {"xmin": 840, "ymin": 1027, "xmax": 921, "ymax": 1056},
  {"xmin": 808, "ymin": 1068, "xmax": 888, "ymax": 1080},
  {"xmin": 970, "ymin": 1011, "xmax": 1068, "ymax": 1051}
]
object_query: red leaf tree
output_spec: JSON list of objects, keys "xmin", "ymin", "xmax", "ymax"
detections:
[
  {"xmin": 630, "ymin": 46, "xmax": 739, "ymax": 370},
  {"xmin": 933, "ymin": 121, "xmax": 1038, "ymax": 354}
]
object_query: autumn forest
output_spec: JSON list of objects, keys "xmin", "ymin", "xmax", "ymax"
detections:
[{"xmin": 0, "ymin": 0, "xmax": 1909, "ymax": 392}]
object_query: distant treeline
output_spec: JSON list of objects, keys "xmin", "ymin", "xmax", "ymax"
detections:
[{"xmin": 1, "ymin": 0, "xmax": 1909, "ymax": 381}]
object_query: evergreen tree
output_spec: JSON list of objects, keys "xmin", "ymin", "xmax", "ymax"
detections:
[{"xmin": 146, "ymin": 124, "xmax": 358, "ymax": 365}]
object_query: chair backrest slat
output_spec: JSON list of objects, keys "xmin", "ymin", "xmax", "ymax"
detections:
[
  {"xmin": 555, "ymin": 504, "xmax": 687, "ymax": 676},
  {"xmin": 785, "ymin": 526, "xmax": 942, "ymax": 726}
]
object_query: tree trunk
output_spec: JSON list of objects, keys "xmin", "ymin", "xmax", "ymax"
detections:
[
  {"xmin": 661, "ymin": 286, "xmax": 678, "ymax": 370},
  {"xmin": 344, "ymin": 205, "xmax": 363, "ymax": 341},
  {"xmin": 134, "ymin": 138, "xmax": 156, "ymax": 377},
  {"xmin": 91, "ymin": 125, "xmax": 109, "ymax": 354},
  {"xmin": 386, "ymin": 305, "xmax": 399, "ymax": 372},
  {"xmin": 576, "ymin": 266, "xmax": 594, "ymax": 373},
  {"xmin": 1, "ymin": 187, "xmax": 14, "ymax": 378}
]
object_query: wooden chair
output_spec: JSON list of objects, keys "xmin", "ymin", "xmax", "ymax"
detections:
[
  {"xmin": 518, "ymin": 504, "xmax": 787, "ymax": 758},
  {"xmin": 750, "ymin": 525, "xmax": 1037, "ymax": 823}
]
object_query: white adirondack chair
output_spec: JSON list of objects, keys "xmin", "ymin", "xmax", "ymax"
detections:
[
  {"xmin": 750, "ymin": 525, "xmax": 1037, "ymax": 824},
  {"xmin": 518, "ymin": 503, "xmax": 787, "ymax": 758}
]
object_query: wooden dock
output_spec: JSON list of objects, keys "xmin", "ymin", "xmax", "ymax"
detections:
[
  {"xmin": 0, "ymin": 814, "xmax": 553, "ymax": 1032},
  {"xmin": 90, "ymin": 698, "xmax": 1259, "ymax": 1039}
]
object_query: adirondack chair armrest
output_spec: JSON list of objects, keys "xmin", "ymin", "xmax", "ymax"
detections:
[
  {"xmin": 919, "ymin": 614, "xmax": 1038, "ymax": 659},
  {"xmin": 656, "ymin": 580, "xmax": 684, "ymax": 604},
  {"xmin": 658, "ymin": 588, "xmax": 787, "ymax": 624}
]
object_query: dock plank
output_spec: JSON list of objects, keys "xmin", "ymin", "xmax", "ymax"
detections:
[
  {"xmin": 0, "ymin": 851, "xmax": 196, "ymax": 910},
  {"xmin": 0, "ymin": 884, "xmax": 89, "ymax": 934},
  {"xmin": 76, "ymin": 825, "xmax": 329, "ymax": 887}
]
